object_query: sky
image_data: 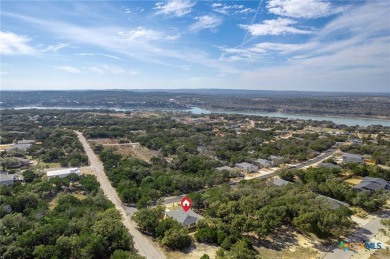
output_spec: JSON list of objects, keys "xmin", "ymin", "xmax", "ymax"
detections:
[{"xmin": 0, "ymin": 0, "xmax": 389, "ymax": 92}]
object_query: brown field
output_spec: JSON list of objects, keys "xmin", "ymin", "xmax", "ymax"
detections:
[
  {"xmin": 90, "ymin": 138, "xmax": 119, "ymax": 145},
  {"xmin": 106, "ymin": 144, "xmax": 160, "ymax": 162},
  {"xmin": 0, "ymin": 144, "xmax": 13, "ymax": 151},
  {"xmin": 80, "ymin": 167, "xmax": 95, "ymax": 175},
  {"xmin": 345, "ymin": 177, "xmax": 363, "ymax": 186},
  {"xmin": 166, "ymin": 242, "xmax": 219, "ymax": 259},
  {"xmin": 165, "ymin": 226, "xmax": 329, "ymax": 259}
]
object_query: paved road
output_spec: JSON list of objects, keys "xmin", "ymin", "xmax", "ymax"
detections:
[
  {"xmin": 296, "ymin": 142, "xmax": 343, "ymax": 169},
  {"xmin": 324, "ymin": 210, "xmax": 390, "ymax": 259},
  {"xmin": 75, "ymin": 131, "xmax": 166, "ymax": 259}
]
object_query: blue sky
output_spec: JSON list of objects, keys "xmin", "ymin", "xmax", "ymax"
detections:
[{"xmin": 1, "ymin": 0, "xmax": 389, "ymax": 92}]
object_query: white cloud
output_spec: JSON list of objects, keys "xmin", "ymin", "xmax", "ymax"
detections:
[
  {"xmin": 267, "ymin": 0, "xmax": 344, "ymax": 19},
  {"xmin": 190, "ymin": 15, "xmax": 223, "ymax": 32},
  {"xmin": 240, "ymin": 18, "xmax": 312, "ymax": 36},
  {"xmin": 55, "ymin": 65, "xmax": 81, "ymax": 73},
  {"xmin": 88, "ymin": 66, "xmax": 105, "ymax": 74},
  {"xmin": 0, "ymin": 31, "xmax": 36, "ymax": 55},
  {"xmin": 2, "ymin": 12, "xmax": 237, "ymax": 73},
  {"xmin": 118, "ymin": 27, "xmax": 179, "ymax": 41},
  {"xmin": 42, "ymin": 43, "xmax": 69, "ymax": 53},
  {"xmin": 155, "ymin": 0, "xmax": 195, "ymax": 17},
  {"xmin": 101, "ymin": 64, "xmax": 125, "ymax": 74},
  {"xmin": 87, "ymin": 64, "xmax": 125, "ymax": 74},
  {"xmin": 228, "ymin": 2, "xmax": 390, "ymax": 91},
  {"xmin": 75, "ymin": 53, "xmax": 127, "ymax": 61},
  {"xmin": 212, "ymin": 3, "xmax": 254, "ymax": 15}
]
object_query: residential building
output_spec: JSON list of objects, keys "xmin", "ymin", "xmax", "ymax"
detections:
[
  {"xmin": 316, "ymin": 195, "xmax": 350, "ymax": 210},
  {"xmin": 7, "ymin": 143, "xmax": 33, "ymax": 151},
  {"xmin": 269, "ymin": 155, "xmax": 285, "ymax": 166},
  {"xmin": 47, "ymin": 168, "xmax": 81, "ymax": 179},
  {"xmin": 0, "ymin": 174, "xmax": 15, "ymax": 186},
  {"xmin": 17, "ymin": 139, "xmax": 36, "ymax": 145},
  {"xmin": 318, "ymin": 163, "xmax": 341, "ymax": 170},
  {"xmin": 216, "ymin": 166, "xmax": 235, "ymax": 172},
  {"xmin": 235, "ymin": 162, "xmax": 258, "ymax": 173},
  {"xmin": 165, "ymin": 209, "xmax": 202, "ymax": 229},
  {"xmin": 254, "ymin": 158, "xmax": 274, "ymax": 168},
  {"xmin": 6, "ymin": 157, "xmax": 31, "ymax": 168},
  {"xmin": 268, "ymin": 177, "xmax": 292, "ymax": 187},
  {"xmin": 342, "ymin": 153, "xmax": 363, "ymax": 164},
  {"xmin": 349, "ymin": 138, "xmax": 363, "ymax": 144},
  {"xmin": 353, "ymin": 177, "xmax": 390, "ymax": 192}
]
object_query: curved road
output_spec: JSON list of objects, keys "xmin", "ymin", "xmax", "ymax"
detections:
[
  {"xmin": 75, "ymin": 131, "xmax": 166, "ymax": 259},
  {"xmin": 163, "ymin": 143, "xmax": 341, "ymax": 205}
]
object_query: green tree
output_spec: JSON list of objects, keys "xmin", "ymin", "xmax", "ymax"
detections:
[
  {"xmin": 22, "ymin": 170, "xmax": 37, "ymax": 183},
  {"xmin": 161, "ymin": 227, "xmax": 192, "ymax": 250}
]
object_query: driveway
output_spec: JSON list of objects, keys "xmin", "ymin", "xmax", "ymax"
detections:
[
  {"xmin": 323, "ymin": 210, "xmax": 390, "ymax": 259},
  {"xmin": 75, "ymin": 131, "xmax": 166, "ymax": 259}
]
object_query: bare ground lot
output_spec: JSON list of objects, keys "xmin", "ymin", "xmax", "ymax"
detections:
[
  {"xmin": 167, "ymin": 229, "xmax": 328, "ymax": 259},
  {"xmin": 111, "ymin": 145, "xmax": 160, "ymax": 162},
  {"xmin": 166, "ymin": 242, "xmax": 219, "ymax": 259},
  {"xmin": 90, "ymin": 138, "xmax": 160, "ymax": 162}
]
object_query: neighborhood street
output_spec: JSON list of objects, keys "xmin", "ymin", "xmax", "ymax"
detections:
[
  {"xmin": 75, "ymin": 131, "xmax": 166, "ymax": 259},
  {"xmin": 324, "ymin": 210, "xmax": 390, "ymax": 259},
  {"xmin": 163, "ymin": 144, "xmax": 340, "ymax": 205}
]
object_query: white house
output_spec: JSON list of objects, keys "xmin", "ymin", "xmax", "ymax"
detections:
[{"xmin": 47, "ymin": 168, "xmax": 80, "ymax": 179}]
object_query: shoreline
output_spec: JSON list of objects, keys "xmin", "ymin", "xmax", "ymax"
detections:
[
  {"xmin": 2, "ymin": 105, "xmax": 390, "ymax": 126},
  {"xmin": 198, "ymin": 107, "xmax": 390, "ymax": 122}
]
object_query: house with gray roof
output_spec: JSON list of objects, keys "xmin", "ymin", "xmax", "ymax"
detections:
[
  {"xmin": 166, "ymin": 209, "xmax": 202, "ymax": 229},
  {"xmin": 254, "ymin": 158, "xmax": 274, "ymax": 168},
  {"xmin": 342, "ymin": 153, "xmax": 363, "ymax": 164},
  {"xmin": 235, "ymin": 162, "xmax": 258, "ymax": 173},
  {"xmin": 0, "ymin": 174, "xmax": 15, "ymax": 186},
  {"xmin": 7, "ymin": 143, "xmax": 32, "ymax": 152},
  {"xmin": 17, "ymin": 140, "xmax": 36, "ymax": 145},
  {"xmin": 268, "ymin": 177, "xmax": 292, "ymax": 187},
  {"xmin": 269, "ymin": 155, "xmax": 285, "ymax": 166},
  {"xmin": 318, "ymin": 163, "xmax": 341, "ymax": 170},
  {"xmin": 353, "ymin": 177, "xmax": 390, "ymax": 192},
  {"xmin": 316, "ymin": 195, "xmax": 350, "ymax": 210},
  {"xmin": 6, "ymin": 158, "xmax": 31, "ymax": 169},
  {"xmin": 216, "ymin": 166, "xmax": 235, "ymax": 172}
]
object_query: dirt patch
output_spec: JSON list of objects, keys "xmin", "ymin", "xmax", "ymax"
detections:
[
  {"xmin": 166, "ymin": 242, "xmax": 219, "ymax": 259},
  {"xmin": 106, "ymin": 144, "xmax": 160, "ymax": 162},
  {"xmin": 345, "ymin": 177, "xmax": 363, "ymax": 186},
  {"xmin": 90, "ymin": 138, "xmax": 119, "ymax": 145},
  {"xmin": 0, "ymin": 144, "xmax": 13, "ymax": 151},
  {"xmin": 80, "ymin": 167, "xmax": 95, "ymax": 175},
  {"xmin": 258, "ymin": 245, "xmax": 321, "ymax": 259}
]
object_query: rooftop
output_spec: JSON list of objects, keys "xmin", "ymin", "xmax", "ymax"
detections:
[
  {"xmin": 353, "ymin": 177, "xmax": 390, "ymax": 192},
  {"xmin": 316, "ymin": 195, "xmax": 350, "ymax": 209},
  {"xmin": 47, "ymin": 168, "xmax": 80, "ymax": 177},
  {"xmin": 166, "ymin": 209, "xmax": 201, "ymax": 226}
]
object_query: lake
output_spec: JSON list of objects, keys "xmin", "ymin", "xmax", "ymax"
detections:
[{"xmin": 11, "ymin": 106, "xmax": 390, "ymax": 127}]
